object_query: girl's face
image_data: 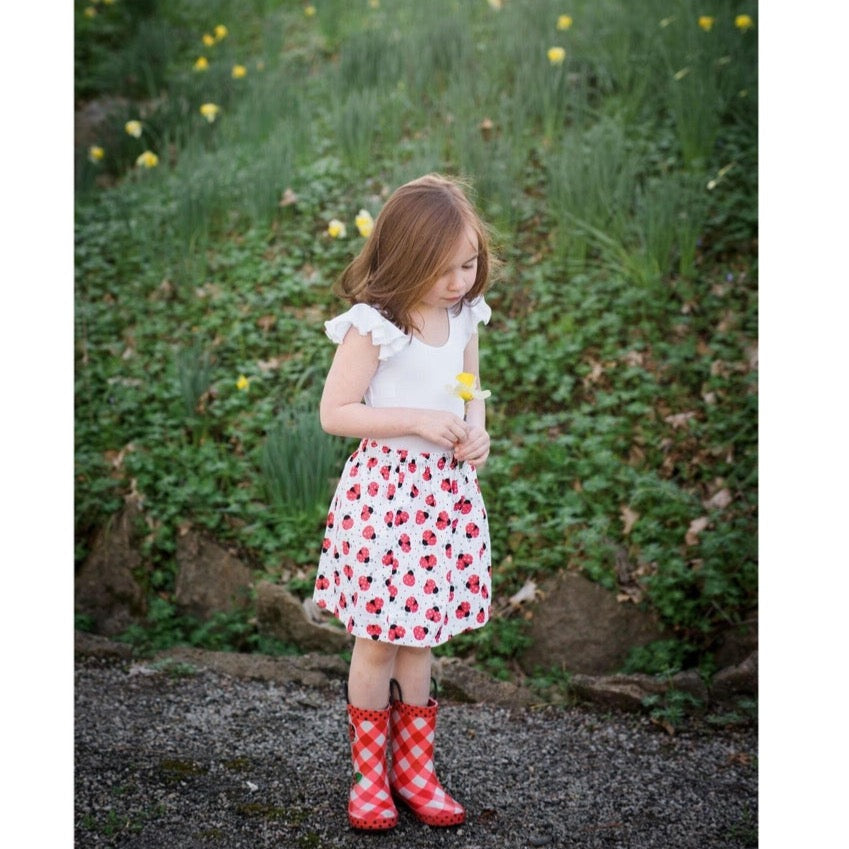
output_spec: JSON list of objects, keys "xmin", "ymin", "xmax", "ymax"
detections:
[{"xmin": 417, "ymin": 225, "xmax": 479, "ymax": 311}]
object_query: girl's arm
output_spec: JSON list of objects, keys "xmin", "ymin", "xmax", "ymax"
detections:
[
  {"xmin": 454, "ymin": 333, "xmax": 490, "ymax": 467},
  {"xmin": 319, "ymin": 327, "xmax": 469, "ymax": 450}
]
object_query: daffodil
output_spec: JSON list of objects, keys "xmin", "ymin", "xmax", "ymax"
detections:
[
  {"xmin": 236, "ymin": 374, "xmax": 250, "ymax": 391},
  {"xmin": 199, "ymin": 103, "xmax": 221, "ymax": 123},
  {"xmin": 304, "ymin": 4, "xmax": 316, "ymax": 16},
  {"xmin": 88, "ymin": 145, "xmax": 104, "ymax": 163},
  {"xmin": 214, "ymin": 24, "xmax": 228, "ymax": 41},
  {"xmin": 355, "ymin": 209, "xmax": 374, "ymax": 238},
  {"xmin": 231, "ymin": 64, "xmax": 247, "ymax": 79},
  {"xmin": 698, "ymin": 16, "xmax": 714, "ymax": 31},
  {"xmin": 202, "ymin": 33, "xmax": 215, "ymax": 47},
  {"xmin": 135, "ymin": 150, "xmax": 159, "ymax": 168},
  {"xmin": 124, "ymin": 120, "xmax": 142, "ymax": 138},
  {"xmin": 547, "ymin": 46, "xmax": 566, "ymax": 65},
  {"xmin": 452, "ymin": 372, "xmax": 491, "ymax": 402},
  {"xmin": 557, "ymin": 15, "xmax": 573, "ymax": 30},
  {"xmin": 327, "ymin": 219, "xmax": 346, "ymax": 238},
  {"xmin": 194, "ymin": 56, "xmax": 209, "ymax": 71},
  {"xmin": 735, "ymin": 14, "xmax": 753, "ymax": 31}
]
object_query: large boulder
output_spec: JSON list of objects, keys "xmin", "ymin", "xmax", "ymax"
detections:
[
  {"xmin": 518, "ymin": 571, "xmax": 666, "ymax": 675},
  {"xmin": 174, "ymin": 531, "xmax": 254, "ymax": 619},
  {"xmin": 75, "ymin": 502, "xmax": 147, "ymax": 636}
]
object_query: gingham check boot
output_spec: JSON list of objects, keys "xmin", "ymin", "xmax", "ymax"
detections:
[
  {"xmin": 388, "ymin": 691, "xmax": 466, "ymax": 827},
  {"xmin": 346, "ymin": 704, "xmax": 398, "ymax": 831}
]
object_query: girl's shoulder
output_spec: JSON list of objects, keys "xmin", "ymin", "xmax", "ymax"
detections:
[{"xmin": 324, "ymin": 303, "xmax": 408, "ymax": 361}]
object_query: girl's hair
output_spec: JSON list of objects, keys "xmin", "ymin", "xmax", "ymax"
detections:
[{"xmin": 334, "ymin": 173, "xmax": 495, "ymax": 334}]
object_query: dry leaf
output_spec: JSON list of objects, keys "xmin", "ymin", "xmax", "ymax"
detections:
[
  {"xmin": 685, "ymin": 516, "xmax": 710, "ymax": 546},
  {"xmin": 620, "ymin": 505, "xmax": 640, "ymax": 536},
  {"xmin": 257, "ymin": 314, "xmax": 277, "ymax": 332},
  {"xmin": 509, "ymin": 579, "xmax": 538, "ymax": 606},
  {"xmin": 279, "ymin": 187, "xmax": 298, "ymax": 207},
  {"xmin": 704, "ymin": 488, "xmax": 732, "ymax": 510},
  {"xmin": 664, "ymin": 411, "xmax": 697, "ymax": 429}
]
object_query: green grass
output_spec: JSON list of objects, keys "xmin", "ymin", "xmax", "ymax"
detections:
[{"xmin": 75, "ymin": 0, "xmax": 758, "ymax": 676}]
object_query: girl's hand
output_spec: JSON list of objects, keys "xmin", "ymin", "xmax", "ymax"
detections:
[
  {"xmin": 416, "ymin": 411, "xmax": 469, "ymax": 450},
  {"xmin": 453, "ymin": 425, "xmax": 490, "ymax": 469}
]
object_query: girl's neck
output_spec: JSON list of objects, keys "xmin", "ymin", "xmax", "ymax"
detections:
[{"xmin": 411, "ymin": 305, "xmax": 450, "ymax": 347}]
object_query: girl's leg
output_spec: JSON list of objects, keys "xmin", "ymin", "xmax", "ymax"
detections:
[
  {"xmin": 391, "ymin": 646, "xmax": 433, "ymax": 705},
  {"xmin": 348, "ymin": 637, "xmax": 399, "ymax": 708}
]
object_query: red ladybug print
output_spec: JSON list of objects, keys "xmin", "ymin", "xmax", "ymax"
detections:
[
  {"xmin": 366, "ymin": 624, "xmax": 382, "ymax": 640},
  {"xmin": 407, "ymin": 460, "xmax": 417, "ymax": 473},
  {"xmin": 477, "ymin": 609, "xmax": 487, "ymax": 624},
  {"xmin": 455, "ymin": 497, "xmax": 473, "ymax": 514},
  {"xmin": 403, "ymin": 570, "xmax": 415, "ymax": 587},
  {"xmin": 386, "ymin": 483, "xmax": 396, "ymax": 500},
  {"xmin": 368, "ymin": 481, "xmax": 380, "ymax": 496},
  {"xmin": 423, "ymin": 467, "xmax": 432, "ymax": 481},
  {"xmin": 425, "ymin": 493, "xmax": 436, "ymax": 507},
  {"xmin": 382, "ymin": 550, "xmax": 399, "ymax": 570},
  {"xmin": 349, "ymin": 463, "xmax": 360, "ymax": 477},
  {"xmin": 413, "ymin": 626, "xmax": 429, "ymax": 641},
  {"xmin": 465, "ymin": 522, "xmax": 480, "ymax": 539},
  {"xmin": 385, "ymin": 579, "xmax": 398, "ymax": 600},
  {"xmin": 394, "ymin": 510, "xmax": 409, "ymax": 526},
  {"xmin": 361, "ymin": 505, "xmax": 374, "ymax": 521},
  {"xmin": 441, "ymin": 478, "xmax": 458, "ymax": 494},
  {"xmin": 380, "ymin": 465, "xmax": 391, "ymax": 480},
  {"xmin": 421, "ymin": 530, "xmax": 437, "ymax": 546},
  {"xmin": 384, "ymin": 510, "xmax": 395, "ymax": 528},
  {"xmin": 445, "ymin": 543, "xmax": 453, "ymax": 559},
  {"xmin": 415, "ymin": 510, "xmax": 429, "ymax": 525},
  {"xmin": 326, "ymin": 511, "xmax": 335, "ymax": 529},
  {"xmin": 405, "ymin": 597, "xmax": 419, "ymax": 613},
  {"xmin": 481, "ymin": 584, "xmax": 490, "ymax": 600},
  {"xmin": 358, "ymin": 575, "xmax": 372, "ymax": 591},
  {"xmin": 315, "ymin": 574, "xmax": 329, "ymax": 591},
  {"xmin": 419, "ymin": 554, "xmax": 437, "ymax": 571},
  {"xmin": 346, "ymin": 484, "xmax": 361, "ymax": 501},
  {"xmin": 356, "ymin": 547, "xmax": 371, "ymax": 564},
  {"xmin": 342, "ymin": 515, "xmax": 354, "ymax": 530},
  {"xmin": 456, "ymin": 553, "xmax": 473, "ymax": 570},
  {"xmin": 362, "ymin": 525, "xmax": 376, "ymax": 540},
  {"xmin": 437, "ymin": 457, "xmax": 447, "ymax": 470},
  {"xmin": 367, "ymin": 457, "xmax": 378, "ymax": 469},
  {"xmin": 425, "ymin": 606, "xmax": 441, "ymax": 622},
  {"xmin": 334, "ymin": 570, "xmax": 342, "ymax": 587},
  {"xmin": 388, "ymin": 624, "xmax": 406, "ymax": 642},
  {"xmin": 343, "ymin": 564, "xmax": 353, "ymax": 579},
  {"xmin": 322, "ymin": 538, "xmax": 332, "ymax": 552},
  {"xmin": 466, "ymin": 574, "xmax": 480, "ymax": 594},
  {"xmin": 456, "ymin": 601, "xmax": 471, "ymax": 619},
  {"xmin": 398, "ymin": 534, "xmax": 412, "ymax": 552},
  {"xmin": 409, "ymin": 484, "xmax": 419, "ymax": 498},
  {"xmin": 436, "ymin": 511, "xmax": 450, "ymax": 530},
  {"xmin": 341, "ymin": 541, "xmax": 351, "ymax": 555},
  {"xmin": 365, "ymin": 597, "xmax": 383, "ymax": 614},
  {"xmin": 423, "ymin": 579, "xmax": 438, "ymax": 594}
]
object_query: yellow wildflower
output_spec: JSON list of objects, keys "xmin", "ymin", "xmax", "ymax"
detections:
[
  {"xmin": 304, "ymin": 4, "xmax": 316, "ymax": 16},
  {"xmin": 202, "ymin": 33, "xmax": 215, "ymax": 47},
  {"xmin": 236, "ymin": 375, "xmax": 250, "ymax": 391},
  {"xmin": 453, "ymin": 372, "xmax": 491, "ymax": 402},
  {"xmin": 547, "ymin": 46, "xmax": 566, "ymax": 65},
  {"xmin": 194, "ymin": 56, "xmax": 209, "ymax": 71},
  {"xmin": 557, "ymin": 15, "xmax": 573, "ymax": 31},
  {"xmin": 84, "ymin": 6, "xmax": 97, "ymax": 17},
  {"xmin": 327, "ymin": 219, "xmax": 347, "ymax": 239},
  {"xmin": 214, "ymin": 24, "xmax": 228, "ymax": 41},
  {"xmin": 124, "ymin": 119, "xmax": 142, "ymax": 138},
  {"xmin": 199, "ymin": 103, "xmax": 221, "ymax": 123},
  {"xmin": 698, "ymin": 16, "xmax": 714, "ymax": 31},
  {"xmin": 735, "ymin": 14, "xmax": 753, "ymax": 31},
  {"xmin": 135, "ymin": 150, "xmax": 159, "ymax": 169},
  {"xmin": 231, "ymin": 64, "xmax": 247, "ymax": 79},
  {"xmin": 88, "ymin": 145, "xmax": 105, "ymax": 163},
  {"xmin": 355, "ymin": 209, "xmax": 374, "ymax": 238}
]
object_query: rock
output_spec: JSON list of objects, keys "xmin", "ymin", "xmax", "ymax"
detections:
[
  {"xmin": 569, "ymin": 673, "xmax": 668, "ymax": 712},
  {"xmin": 712, "ymin": 614, "xmax": 758, "ymax": 668},
  {"xmin": 710, "ymin": 651, "xmax": 758, "ymax": 703},
  {"xmin": 255, "ymin": 581, "xmax": 352, "ymax": 654},
  {"xmin": 518, "ymin": 571, "xmax": 666, "ymax": 676},
  {"xmin": 670, "ymin": 669, "xmax": 710, "ymax": 703},
  {"xmin": 433, "ymin": 657, "xmax": 536, "ymax": 708},
  {"xmin": 174, "ymin": 531, "xmax": 254, "ymax": 619},
  {"xmin": 75, "ymin": 502, "xmax": 147, "ymax": 636},
  {"xmin": 75, "ymin": 630, "xmax": 134, "ymax": 661}
]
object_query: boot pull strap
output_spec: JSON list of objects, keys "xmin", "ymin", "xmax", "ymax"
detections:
[
  {"xmin": 430, "ymin": 676, "xmax": 439, "ymax": 701},
  {"xmin": 389, "ymin": 678, "xmax": 402, "ymax": 705}
]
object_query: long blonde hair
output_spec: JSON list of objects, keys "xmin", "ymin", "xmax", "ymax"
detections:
[{"xmin": 334, "ymin": 174, "xmax": 494, "ymax": 334}]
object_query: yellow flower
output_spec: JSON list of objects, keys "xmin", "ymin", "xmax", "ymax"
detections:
[
  {"xmin": 231, "ymin": 64, "xmax": 247, "ymax": 79},
  {"xmin": 199, "ymin": 103, "xmax": 221, "ymax": 123},
  {"xmin": 194, "ymin": 56, "xmax": 209, "ymax": 71},
  {"xmin": 135, "ymin": 150, "xmax": 159, "ymax": 168},
  {"xmin": 698, "ymin": 16, "xmax": 714, "ymax": 31},
  {"xmin": 84, "ymin": 6, "xmax": 97, "ymax": 17},
  {"xmin": 304, "ymin": 4, "xmax": 316, "ymax": 16},
  {"xmin": 103, "ymin": 0, "xmax": 116, "ymax": 5},
  {"xmin": 557, "ymin": 15, "xmax": 573, "ymax": 30},
  {"xmin": 236, "ymin": 375, "xmax": 250, "ymax": 391},
  {"xmin": 327, "ymin": 219, "xmax": 347, "ymax": 238},
  {"xmin": 202, "ymin": 33, "xmax": 215, "ymax": 47},
  {"xmin": 453, "ymin": 372, "xmax": 491, "ymax": 402},
  {"xmin": 735, "ymin": 14, "xmax": 753, "ymax": 31},
  {"xmin": 214, "ymin": 24, "xmax": 228, "ymax": 41},
  {"xmin": 547, "ymin": 46, "xmax": 566, "ymax": 65},
  {"xmin": 487, "ymin": 0, "xmax": 503, "ymax": 9},
  {"xmin": 88, "ymin": 145, "xmax": 105, "ymax": 163},
  {"xmin": 124, "ymin": 119, "xmax": 142, "ymax": 138},
  {"xmin": 355, "ymin": 209, "xmax": 374, "ymax": 238}
]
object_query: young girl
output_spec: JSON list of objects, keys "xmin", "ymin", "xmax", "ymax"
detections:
[{"xmin": 312, "ymin": 174, "xmax": 495, "ymax": 831}]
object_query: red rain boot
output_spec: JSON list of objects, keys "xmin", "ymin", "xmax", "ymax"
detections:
[
  {"xmin": 346, "ymin": 703, "xmax": 398, "ymax": 831},
  {"xmin": 388, "ymin": 682, "xmax": 466, "ymax": 827}
]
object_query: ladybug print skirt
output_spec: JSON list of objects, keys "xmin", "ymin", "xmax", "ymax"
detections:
[{"xmin": 313, "ymin": 439, "xmax": 491, "ymax": 647}]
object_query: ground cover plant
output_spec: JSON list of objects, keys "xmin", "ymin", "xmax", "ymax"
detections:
[{"xmin": 75, "ymin": 0, "xmax": 758, "ymax": 693}]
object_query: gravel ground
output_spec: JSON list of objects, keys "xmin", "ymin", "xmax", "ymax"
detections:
[{"xmin": 75, "ymin": 655, "xmax": 757, "ymax": 849}]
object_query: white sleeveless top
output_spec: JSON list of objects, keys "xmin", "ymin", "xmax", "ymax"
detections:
[{"xmin": 324, "ymin": 298, "xmax": 491, "ymax": 454}]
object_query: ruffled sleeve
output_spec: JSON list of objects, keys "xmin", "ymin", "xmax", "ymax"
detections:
[
  {"xmin": 462, "ymin": 296, "xmax": 491, "ymax": 337},
  {"xmin": 324, "ymin": 303, "xmax": 409, "ymax": 361}
]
